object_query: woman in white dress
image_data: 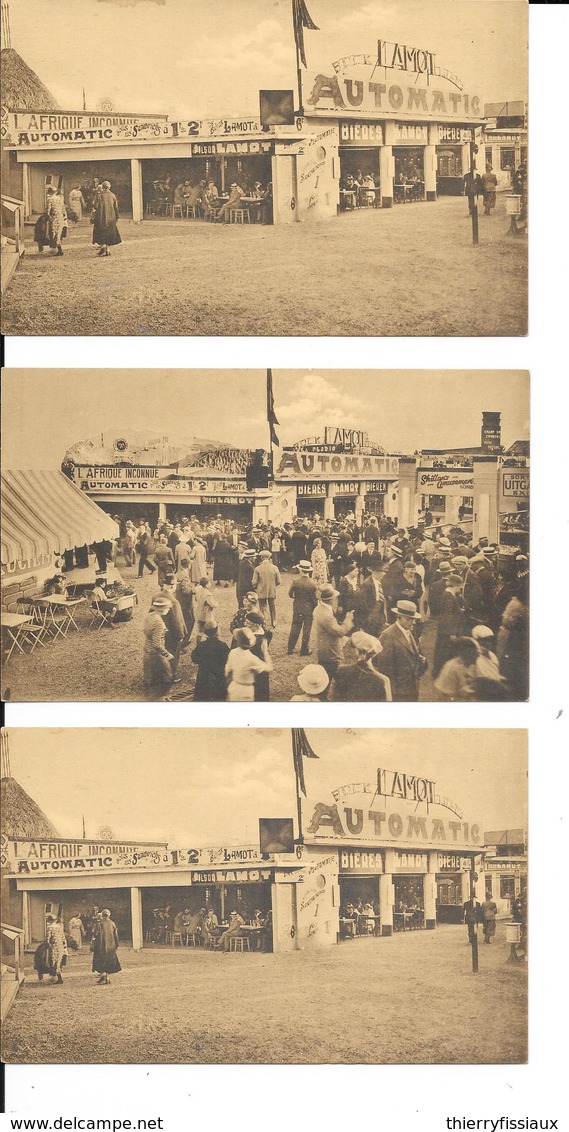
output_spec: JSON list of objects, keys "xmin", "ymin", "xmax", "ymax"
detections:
[
  {"xmin": 68, "ymin": 185, "xmax": 86, "ymax": 222},
  {"xmin": 311, "ymin": 538, "xmax": 329, "ymax": 595},
  {"xmin": 68, "ymin": 913, "xmax": 85, "ymax": 950},
  {"xmin": 189, "ymin": 539, "xmax": 208, "ymax": 584},
  {"xmin": 225, "ymin": 628, "xmax": 272, "ymax": 702}
]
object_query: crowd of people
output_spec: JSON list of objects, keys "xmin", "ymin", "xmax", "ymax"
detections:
[
  {"xmin": 147, "ymin": 904, "xmax": 272, "ymax": 951},
  {"xmin": 83, "ymin": 509, "xmax": 530, "ymax": 703},
  {"xmin": 33, "ymin": 177, "xmax": 122, "ymax": 258}
]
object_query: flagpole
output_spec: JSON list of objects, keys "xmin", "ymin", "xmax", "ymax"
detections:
[
  {"xmin": 292, "ymin": 0, "xmax": 304, "ymax": 115},
  {"xmin": 267, "ymin": 369, "xmax": 274, "ymax": 482},
  {"xmin": 293, "ymin": 734, "xmax": 304, "ymax": 844}
]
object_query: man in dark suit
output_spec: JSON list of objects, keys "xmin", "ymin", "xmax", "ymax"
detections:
[
  {"xmin": 463, "ymin": 895, "xmax": 483, "ymax": 944},
  {"xmin": 375, "ymin": 600, "xmax": 427, "ymax": 702},
  {"xmin": 235, "ymin": 548, "xmax": 257, "ymax": 607},
  {"xmin": 353, "ymin": 554, "xmax": 387, "ymax": 637},
  {"xmin": 289, "ymin": 525, "xmax": 309, "ymax": 565},
  {"xmin": 287, "ymin": 561, "xmax": 318, "ymax": 655}
]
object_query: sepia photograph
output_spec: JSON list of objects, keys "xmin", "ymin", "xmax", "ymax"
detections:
[
  {"xmin": 1, "ymin": 0, "xmax": 527, "ymax": 336},
  {"xmin": 0, "ymin": 727, "xmax": 528, "ymax": 1065},
  {"xmin": 1, "ymin": 368, "xmax": 530, "ymax": 703}
]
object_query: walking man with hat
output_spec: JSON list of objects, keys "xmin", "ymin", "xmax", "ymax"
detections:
[
  {"xmin": 252, "ymin": 550, "xmax": 281, "ymax": 628},
  {"xmin": 375, "ymin": 601, "xmax": 427, "ymax": 702},
  {"xmin": 313, "ymin": 584, "xmax": 355, "ymax": 686},
  {"xmin": 329, "ymin": 632, "xmax": 392, "ymax": 702},
  {"xmin": 287, "ymin": 561, "xmax": 318, "ymax": 656}
]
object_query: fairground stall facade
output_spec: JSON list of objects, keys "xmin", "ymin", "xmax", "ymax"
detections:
[
  {"xmin": 63, "ymin": 414, "xmax": 528, "ymax": 551},
  {"xmin": 2, "ymin": 34, "xmax": 486, "ymax": 224},
  {"xmin": 2, "ymin": 765, "xmax": 491, "ymax": 952}
]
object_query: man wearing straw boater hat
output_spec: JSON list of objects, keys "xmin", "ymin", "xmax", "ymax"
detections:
[
  {"xmin": 313, "ymin": 583, "xmax": 355, "ymax": 686},
  {"xmin": 375, "ymin": 601, "xmax": 427, "ymax": 702},
  {"xmin": 287, "ymin": 560, "xmax": 318, "ymax": 656},
  {"xmin": 329, "ymin": 631, "xmax": 392, "ymax": 702}
]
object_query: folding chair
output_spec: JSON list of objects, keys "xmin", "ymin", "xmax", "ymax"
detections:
[{"xmin": 88, "ymin": 598, "xmax": 116, "ymax": 630}]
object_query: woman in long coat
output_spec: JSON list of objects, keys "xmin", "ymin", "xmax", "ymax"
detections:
[
  {"xmin": 92, "ymin": 909, "xmax": 121, "ymax": 985},
  {"xmin": 189, "ymin": 539, "xmax": 208, "ymax": 584},
  {"xmin": 46, "ymin": 914, "xmax": 67, "ymax": 983},
  {"xmin": 46, "ymin": 188, "xmax": 67, "ymax": 256},
  {"xmin": 212, "ymin": 536, "xmax": 234, "ymax": 585},
  {"xmin": 143, "ymin": 598, "xmax": 174, "ymax": 694},
  {"xmin": 311, "ymin": 538, "xmax": 329, "ymax": 596},
  {"xmin": 92, "ymin": 180, "xmax": 122, "ymax": 257}
]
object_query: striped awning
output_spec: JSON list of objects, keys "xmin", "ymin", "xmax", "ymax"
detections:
[{"xmin": 1, "ymin": 470, "xmax": 119, "ymax": 567}]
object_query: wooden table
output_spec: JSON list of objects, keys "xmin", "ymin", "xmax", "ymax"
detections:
[
  {"xmin": 1, "ymin": 612, "xmax": 34, "ymax": 660},
  {"xmin": 35, "ymin": 595, "xmax": 85, "ymax": 636}
]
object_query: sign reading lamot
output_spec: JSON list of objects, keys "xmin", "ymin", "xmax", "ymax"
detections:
[
  {"xmin": 73, "ymin": 466, "xmax": 247, "ymax": 494},
  {"xmin": 4, "ymin": 111, "xmax": 265, "ymax": 150},
  {"xmin": 7, "ymin": 840, "xmax": 267, "ymax": 875}
]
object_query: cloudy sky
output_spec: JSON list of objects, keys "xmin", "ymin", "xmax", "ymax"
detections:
[
  {"xmin": 2, "ymin": 369, "xmax": 529, "ymax": 466},
  {"xmin": 5, "ymin": 728, "xmax": 527, "ymax": 845},
  {"xmin": 9, "ymin": 0, "xmax": 527, "ymax": 120}
]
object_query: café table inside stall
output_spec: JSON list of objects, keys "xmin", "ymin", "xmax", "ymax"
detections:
[
  {"xmin": 33, "ymin": 594, "xmax": 86, "ymax": 636},
  {"xmin": 340, "ymin": 189, "xmax": 358, "ymax": 210},
  {"xmin": 356, "ymin": 913, "xmax": 381, "ymax": 935},
  {"xmin": 339, "ymin": 917, "xmax": 358, "ymax": 937},
  {"xmin": 1, "ymin": 611, "xmax": 35, "ymax": 660},
  {"xmin": 214, "ymin": 196, "xmax": 263, "ymax": 220},
  {"xmin": 240, "ymin": 924, "xmax": 264, "ymax": 950},
  {"xmin": 393, "ymin": 910, "xmax": 416, "ymax": 931},
  {"xmin": 394, "ymin": 182, "xmax": 424, "ymax": 203},
  {"xmin": 357, "ymin": 186, "xmax": 381, "ymax": 208}
]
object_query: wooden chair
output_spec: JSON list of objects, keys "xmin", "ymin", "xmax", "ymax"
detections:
[
  {"xmin": 229, "ymin": 935, "xmax": 250, "ymax": 952},
  {"xmin": 230, "ymin": 208, "xmax": 250, "ymax": 224},
  {"xmin": 184, "ymin": 932, "xmax": 199, "ymax": 947},
  {"xmin": 171, "ymin": 931, "xmax": 184, "ymax": 947},
  {"xmin": 171, "ymin": 204, "xmax": 184, "ymax": 219},
  {"xmin": 185, "ymin": 205, "xmax": 198, "ymax": 219}
]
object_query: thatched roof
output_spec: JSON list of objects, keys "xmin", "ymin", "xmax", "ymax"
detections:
[
  {"xmin": 1, "ymin": 48, "xmax": 59, "ymax": 111},
  {"xmin": 1, "ymin": 777, "xmax": 60, "ymax": 839}
]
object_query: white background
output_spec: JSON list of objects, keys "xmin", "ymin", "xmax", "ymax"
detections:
[{"xmin": 2, "ymin": 4, "xmax": 568, "ymax": 1130}]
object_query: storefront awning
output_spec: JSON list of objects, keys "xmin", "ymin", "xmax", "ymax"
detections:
[{"xmin": 1, "ymin": 469, "xmax": 119, "ymax": 567}]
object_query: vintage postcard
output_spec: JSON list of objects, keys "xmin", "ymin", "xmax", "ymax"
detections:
[
  {"xmin": 1, "ymin": 368, "xmax": 529, "ymax": 703},
  {"xmin": 1, "ymin": 0, "xmax": 527, "ymax": 335},
  {"xmin": 0, "ymin": 727, "xmax": 528, "ymax": 1064}
]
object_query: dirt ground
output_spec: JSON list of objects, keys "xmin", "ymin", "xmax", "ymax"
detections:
[
  {"xmin": 2, "ymin": 554, "xmax": 442, "ymax": 703},
  {"xmin": 1, "ymin": 197, "xmax": 527, "ymax": 337},
  {"xmin": 2, "ymin": 923, "xmax": 527, "ymax": 1065}
]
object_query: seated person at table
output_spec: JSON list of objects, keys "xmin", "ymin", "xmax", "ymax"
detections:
[
  {"xmin": 342, "ymin": 902, "xmax": 358, "ymax": 937},
  {"xmin": 92, "ymin": 577, "xmax": 118, "ymax": 621},
  {"xmin": 173, "ymin": 182, "xmax": 186, "ymax": 209},
  {"xmin": 45, "ymin": 573, "xmax": 67, "ymax": 596},
  {"xmin": 204, "ymin": 906, "xmax": 219, "ymax": 931},
  {"xmin": 216, "ymin": 182, "xmax": 244, "ymax": 222},
  {"xmin": 184, "ymin": 909, "xmax": 204, "ymax": 941},
  {"xmin": 218, "ymin": 910, "xmax": 245, "ymax": 950},
  {"xmin": 184, "ymin": 182, "xmax": 202, "ymax": 212},
  {"xmin": 362, "ymin": 174, "xmax": 376, "ymax": 204},
  {"xmin": 173, "ymin": 909, "xmax": 186, "ymax": 934},
  {"xmin": 202, "ymin": 179, "xmax": 219, "ymax": 213}
]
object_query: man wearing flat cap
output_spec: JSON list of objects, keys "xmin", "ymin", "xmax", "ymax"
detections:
[
  {"xmin": 287, "ymin": 561, "xmax": 318, "ymax": 656},
  {"xmin": 375, "ymin": 601, "xmax": 427, "ymax": 702},
  {"xmin": 329, "ymin": 632, "xmax": 392, "ymax": 702}
]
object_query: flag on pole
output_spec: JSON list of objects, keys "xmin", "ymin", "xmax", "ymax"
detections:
[
  {"xmin": 82, "ymin": 87, "xmax": 87, "ymax": 111},
  {"xmin": 293, "ymin": 0, "xmax": 319, "ymax": 68},
  {"xmin": 266, "ymin": 368, "xmax": 280, "ymax": 447},
  {"xmin": 292, "ymin": 728, "xmax": 318, "ymax": 797}
]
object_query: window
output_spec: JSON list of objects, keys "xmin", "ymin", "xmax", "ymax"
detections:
[
  {"xmin": 485, "ymin": 146, "xmax": 493, "ymax": 166},
  {"xmin": 485, "ymin": 877, "xmax": 493, "ymax": 899},
  {"xmin": 500, "ymin": 147, "xmax": 516, "ymax": 171},
  {"xmin": 500, "ymin": 876, "xmax": 516, "ymax": 899}
]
